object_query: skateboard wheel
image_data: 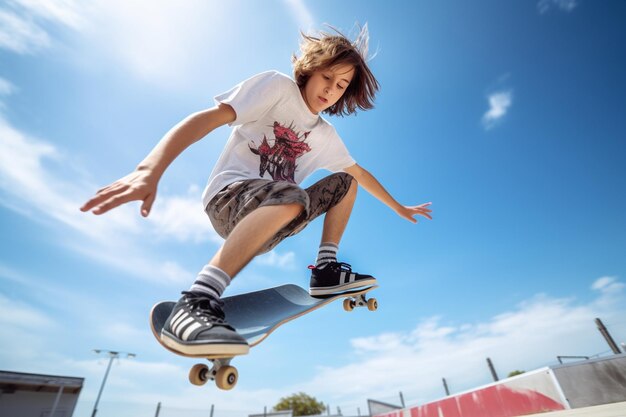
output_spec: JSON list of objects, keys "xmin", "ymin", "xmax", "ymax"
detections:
[
  {"xmin": 367, "ymin": 298, "xmax": 378, "ymax": 311},
  {"xmin": 189, "ymin": 364, "xmax": 209, "ymax": 386},
  {"xmin": 215, "ymin": 365, "xmax": 238, "ymax": 390},
  {"xmin": 343, "ymin": 298, "xmax": 355, "ymax": 312}
]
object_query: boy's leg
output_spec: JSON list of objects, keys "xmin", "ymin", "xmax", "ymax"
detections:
[
  {"xmin": 249, "ymin": 173, "xmax": 375, "ymax": 295},
  {"xmin": 161, "ymin": 181, "xmax": 306, "ymax": 356},
  {"xmin": 320, "ymin": 175, "xmax": 358, "ymax": 245},
  {"xmin": 305, "ymin": 174, "xmax": 377, "ymax": 295},
  {"xmin": 210, "ymin": 203, "xmax": 304, "ymax": 277},
  {"xmin": 313, "ymin": 178, "xmax": 356, "ymax": 268},
  {"xmin": 190, "ymin": 203, "xmax": 304, "ymax": 296}
]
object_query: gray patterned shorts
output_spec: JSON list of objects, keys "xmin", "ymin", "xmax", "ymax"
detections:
[{"xmin": 205, "ymin": 172, "xmax": 354, "ymax": 253}]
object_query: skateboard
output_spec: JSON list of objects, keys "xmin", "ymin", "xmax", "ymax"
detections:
[{"xmin": 150, "ymin": 284, "xmax": 378, "ymax": 390}]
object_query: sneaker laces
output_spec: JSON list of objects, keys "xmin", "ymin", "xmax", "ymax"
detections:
[
  {"xmin": 181, "ymin": 291, "xmax": 227, "ymax": 325},
  {"xmin": 308, "ymin": 262, "xmax": 352, "ymax": 272}
]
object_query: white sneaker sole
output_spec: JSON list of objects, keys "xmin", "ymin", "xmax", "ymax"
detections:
[
  {"xmin": 161, "ymin": 332, "xmax": 249, "ymax": 356},
  {"xmin": 309, "ymin": 277, "xmax": 377, "ymax": 296}
]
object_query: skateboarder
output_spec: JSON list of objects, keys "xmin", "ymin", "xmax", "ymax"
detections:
[{"xmin": 81, "ymin": 25, "xmax": 432, "ymax": 356}]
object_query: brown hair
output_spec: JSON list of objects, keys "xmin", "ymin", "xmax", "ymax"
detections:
[{"xmin": 292, "ymin": 25, "xmax": 379, "ymax": 116}]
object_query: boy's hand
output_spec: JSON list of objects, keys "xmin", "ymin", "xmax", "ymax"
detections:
[
  {"xmin": 396, "ymin": 202, "xmax": 432, "ymax": 224},
  {"xmin": 80, "ymin": 169, "xmax": 158, "ymax": 217}
]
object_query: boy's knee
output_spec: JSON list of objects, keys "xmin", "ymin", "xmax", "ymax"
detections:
[
  {"xmin": 280, "ymin": 188, "xmax": 308, "ymax": 219},
  {"xmin": 348, "ymin": 176, "xmax": 358, "ymax": 192},
  {"xmin": 339, "ymin": 173, "xmax": 357, "ymax": 197},
  {"xmin": 325, "ymin": 172, "xmax": 356, "ymax": 192}
]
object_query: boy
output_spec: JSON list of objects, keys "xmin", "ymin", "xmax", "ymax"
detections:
[{"xmin": 81, "ymin": 26, "xmax": 432, "ymax": 357}]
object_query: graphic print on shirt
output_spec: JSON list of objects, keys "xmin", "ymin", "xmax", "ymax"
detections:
[{"xmin": 248, "ymin": 121, "xmax": 311, "ymax": 182}]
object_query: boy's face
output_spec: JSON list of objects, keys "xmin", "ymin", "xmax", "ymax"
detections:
[{"xmin": 301, "ymin": 64, "xmax": 355, "ymax": 114}]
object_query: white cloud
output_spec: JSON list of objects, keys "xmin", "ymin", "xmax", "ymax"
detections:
[
  {"xmin": 482, "ymin": 90, "xmax": 513, "ymax": 130},
  {"xmin": 0, "ymin": 293, "xmax": 57, "ymax": 329},
  {"xmin": 78, "ymin": 0, "xmax": 237, "ymax": 89},
  {"xmin": 0, "ymin": 114, "xmax": 215, "ymax": 285},
  {"xmin": 283, "ymin": 0, "xmax": 315, "ymax": 31},
  {"xmin": 10, "ymin": 0, "xmax": 85, "ymax": 29},
  {"xmin": 0, "ymin": 8, "xmax": 51, "ymax": 53},
  {"xmin": 592, "ymin": 276, "xmax": 625, "ymax": 296},
  {"xmin": 0, "ymin": 0, "xmax": 85, "ymax": 54},
  {"xmin": 0, "ymin": 293, "xmax": 61, "ymax": 364},
  {"xmin": 538, "ymin": 0, "xmax": 580, "ymax": 14},
  {"xmin": 255, "ymin": 250, "xmax": 297, "ymax": 270},
  {"xmin": 0, "ymin": 77, "xmax": 16, "ymax": 96},
  {"xmin": 148, "ymin": 190, "xmax": 221, "ymax": 244},
  {"xmin": 0, "ymin": 1, "xmax": 234, "ymax": 88}
]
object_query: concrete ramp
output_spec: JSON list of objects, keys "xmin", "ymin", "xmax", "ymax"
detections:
[{"xmin": 374, "ymin": 355, "xmax": 626, "ymax": 417}]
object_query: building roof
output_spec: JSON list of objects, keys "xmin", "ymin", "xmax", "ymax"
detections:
[{"xmin": 0, "ymin": 370, "xmax": 84, "ymax": 395}]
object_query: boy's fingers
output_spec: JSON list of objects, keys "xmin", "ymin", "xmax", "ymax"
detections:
[
  {"xmin": 81, "ymin": 182, "xmax": 129, "ymax": 212},
  {"xmin": 141, "ymin": 193, "xmax": 156, "ymax": 217},
  {"xmin": 81, "ymin": 195, "xmax": 112, "ymax": 212},
  {"xmin": 92, "ymin": 192, "xmax": 137, "ymax": 214},
  {"xmin": 80, "ymin": 198, "xmax": 97, "ymax": 212}
]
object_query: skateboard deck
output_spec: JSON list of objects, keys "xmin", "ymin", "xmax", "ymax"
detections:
[{"xmin": 150, "ymin": 284, "xmax": 378, "ymax": 390}]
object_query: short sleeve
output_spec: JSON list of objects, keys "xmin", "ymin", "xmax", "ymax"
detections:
[
  {"xmin": 321, "ymin": 127, "xmax": 356, "ymax": 172},
  {"xmin": 214, "ymin": 71, "xmax": 284, "ymax": 126}
]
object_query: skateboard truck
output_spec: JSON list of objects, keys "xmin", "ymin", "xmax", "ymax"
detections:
[
  {"xmin": 189, "ymin": 358, "xmax": 238, "ymax": 390},
  {"xmin": 343, "ymin": 293, "xmax": 378, "ymax": 312}
]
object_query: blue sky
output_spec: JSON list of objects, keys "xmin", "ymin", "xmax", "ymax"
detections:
[{"xmin": 1, "ymin": 0, "xmax": 625, "ymax": 416}]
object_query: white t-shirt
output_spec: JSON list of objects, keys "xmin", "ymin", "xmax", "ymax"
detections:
[{"xmin": 202, "ymin": 70, "xmax": 356, "ymax": 207}]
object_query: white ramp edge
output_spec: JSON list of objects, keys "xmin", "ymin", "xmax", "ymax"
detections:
[{"xmin": 521, "ymin": 401, "xmax": 626, "ymax": 417}]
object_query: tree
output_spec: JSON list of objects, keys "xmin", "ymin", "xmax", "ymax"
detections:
[
  {"xmin": 274, "ymin": 392, "xmax": 326, "ymax": 416},
  {"xmin": 508, "ymin": 370, "xmax": 525, "ymax": 377}
]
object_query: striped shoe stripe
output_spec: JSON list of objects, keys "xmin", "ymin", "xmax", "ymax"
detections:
[
  {"xmin": 170, "ymin": 310, "xmax": 187, "ymax": 333},
  {"xmin": 339, "ymin": 271, "xmax": 358, "ymax": 284},
  {"xmin": 178, "ymin": 317, "xmax": 196, "ymax": 336},
  {"xmin": 182, "ymin": 322, "xmax": 203, "ymax": 341},
  {"xmin": 173, "ymin": 315, "xmax": 194, "ymax": 336}
]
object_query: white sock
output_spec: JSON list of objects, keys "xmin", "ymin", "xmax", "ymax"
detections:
[
  {"xmin": 315, "ymin": 242, "xmax": 338, "ymax": 268},
  {"xmin": 189, "ymin": 265, "xmax": 231, "ymax": 298}
]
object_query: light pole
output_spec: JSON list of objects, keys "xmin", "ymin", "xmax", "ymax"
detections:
[{"xmin": 91, "ymin": 349, "xmax": 136, "ymax": 417}]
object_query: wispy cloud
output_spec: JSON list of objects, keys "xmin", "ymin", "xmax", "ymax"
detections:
[
  {"xmin": 537, "ymin": 0, "xmax": 580, "ymax": 14},
  {"xmin": 0, "ymin": 112, "xmax": 219, "ymax": 285},
  {"xmin": 482, "ymin": 90, "xmax": 513, "ymax": 131},
  {"xmin": 592, "ymin": 276, "xmax": 625, "ymax": 296},
  {"xmin": 148, "ymin": 185, "xmax": 222, "ymax": 244},
  {"xmin": 0, "ymin": 77, "xmax": 16, "ymax": 96},
  {"xmin": 0, "ymin": 0, "xmax": 85, "ymax": 54},
  {"xmin": 283, "ymin": 0, "xmax": 315, "ymax": 31},
  {"xmin": 80, "ymin": 0, "xmax": 238, "ymax": 89},
  {"xmin": 0, "ymin": 1, "xmax": 234, "ymax": 89},
  {"xmin": 10, "ymin": 0, "xmax": 85, "ymax": 29},
  {"xmin": 255, "ymin": 250, "xmax": 297, "ymax": 270},
  {"xmin": 0, "ymin": 8, "xmax": 51, "ymax": 54}
]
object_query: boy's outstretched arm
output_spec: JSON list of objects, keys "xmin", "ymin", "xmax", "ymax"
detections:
[
  {"xmin": 80, "ymin": 103, "xmax": 236, "ymax": 217},
  {"xmin": 344, "ymin": 163, "xmax": 432, "ymax": 223}
]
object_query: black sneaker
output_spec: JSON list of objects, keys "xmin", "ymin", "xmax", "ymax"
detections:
[
  {"xmin": 309, "ymin": 262, "xmax": 377, "ymax": 296},
  {"xmin": 161, "ymin": 292, "xmax": 249, "ymax": 356}
]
